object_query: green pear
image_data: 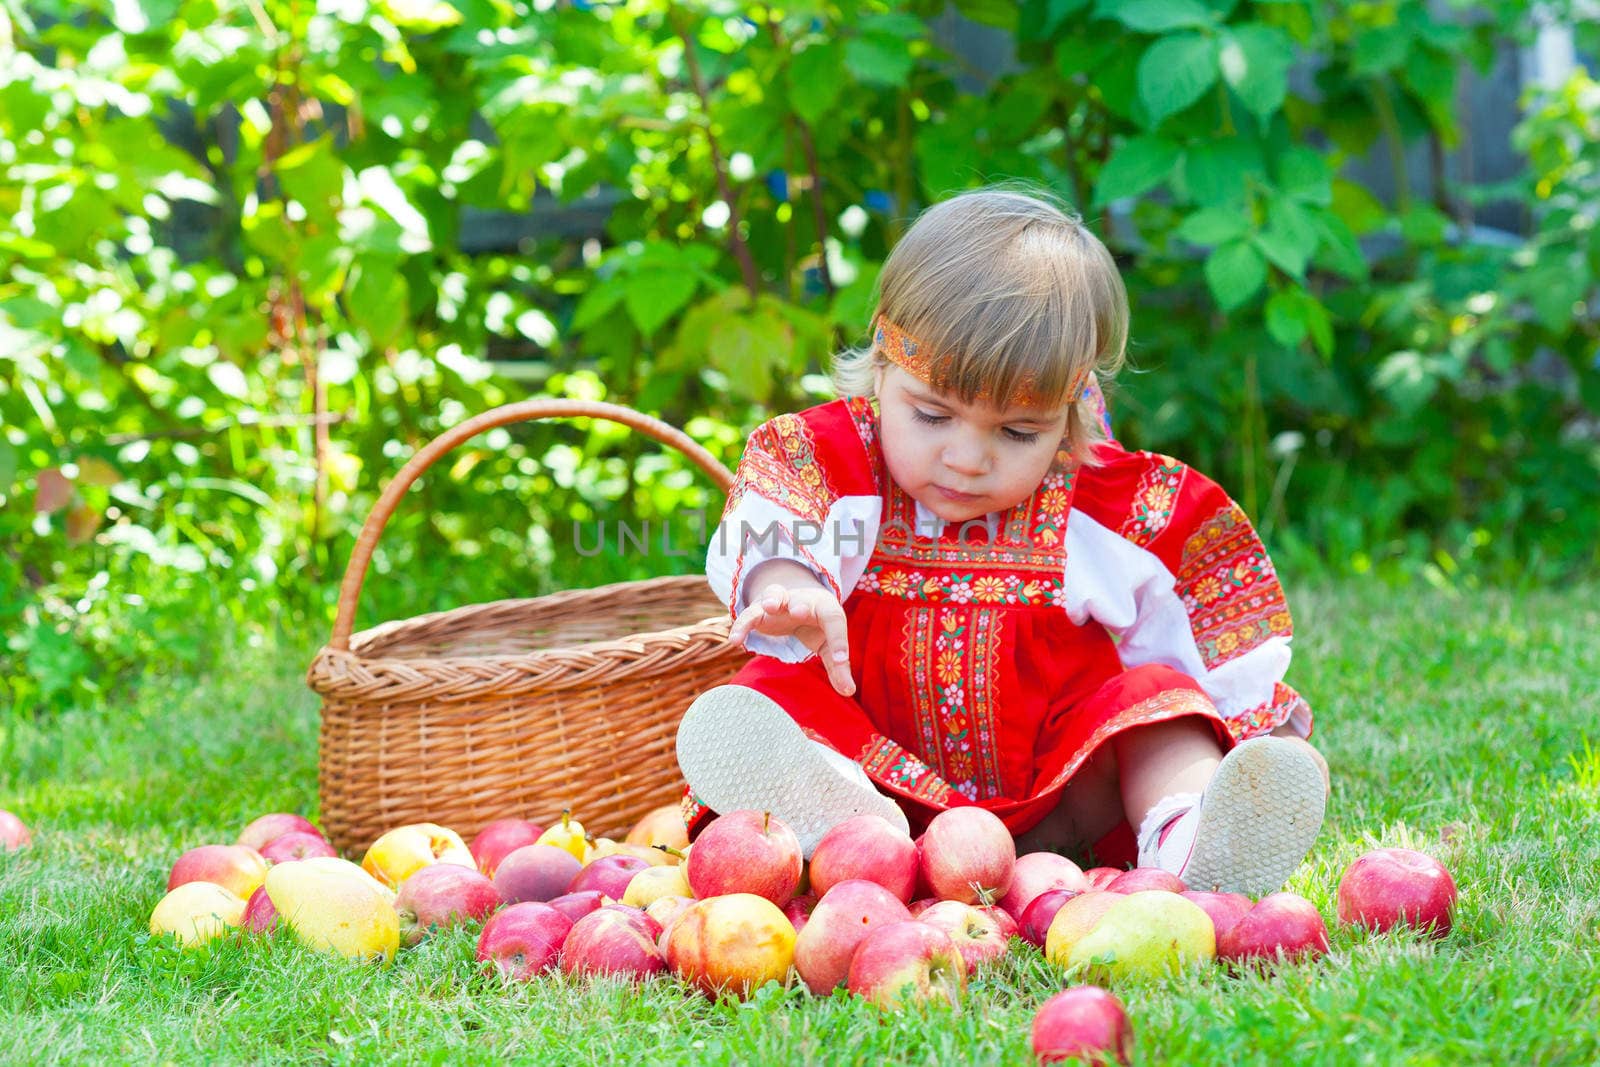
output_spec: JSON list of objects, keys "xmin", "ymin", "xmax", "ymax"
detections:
[
  {"xmin": 1056, "ymin": 890, "xmax": 1215, "ymax": 981},
  {"xmin": 264, "ymin": 857, "xmax": 400, "ymax": 963}
]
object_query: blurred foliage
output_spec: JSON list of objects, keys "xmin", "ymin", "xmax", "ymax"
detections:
[{"xmin": 2, "ymin": 0, "xmax": 1598, "ymax": 712}]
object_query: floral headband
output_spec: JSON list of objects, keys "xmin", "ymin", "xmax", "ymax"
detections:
[{"xmin": 872, "ymin": 315, "xmax": 1092, "ymax": 408}]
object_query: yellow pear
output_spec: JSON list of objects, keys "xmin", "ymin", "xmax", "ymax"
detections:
[
  {"xmin": 150, "ymin": 881, "xmax": 246, "ymax": 947},
  {"xmin": 1051, "ymin": 890, "xmax": 1215, "ymax": 981},
  {"xmin": 265, "ymin": 857, "xmax": 400, "ymax": 964},
  {"xmin": 533, "ymin": 810, "xmax": 588, "ymax": 862},
  {"xmin": 300, "ymin": 855, "xmax": 397, "ymax": 904},
  {"xmin": 622, "ymin": 863, "xmax": 692, "ymax": 908}
]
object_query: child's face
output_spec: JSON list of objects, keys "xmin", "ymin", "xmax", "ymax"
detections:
[{"xmin": 874, "ymin": 363, "xmax": 1071, "ymax": 524}]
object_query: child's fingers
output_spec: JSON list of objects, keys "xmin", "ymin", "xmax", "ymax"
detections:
[
  {"xmin": 817, "ymin": 603, "xmax": 855, "ymax": 696},
  {"xmin": 727, "ymin": 602, "xmax": 765, "ymax": 644},
  {"xmin": 759, "ymin": 583, "xmax": 788, "ymax": 613}
]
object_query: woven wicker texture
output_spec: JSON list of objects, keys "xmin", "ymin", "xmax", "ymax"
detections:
[{"xmin": 307, "ymin": 400, "xmax": 747, "ymax": 854}]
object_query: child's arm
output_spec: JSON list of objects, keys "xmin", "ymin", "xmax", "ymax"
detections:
[
  {"xmin": 1066, "ymin": 449, "xmax": 1315, "ymax": 744},
  {"xmin": 705, "ymin": 402, "xmax": 882, "ymax": 671},
  {"xmin": 728, "ymin": 559, "xmax": 855, "ymax": 697}
]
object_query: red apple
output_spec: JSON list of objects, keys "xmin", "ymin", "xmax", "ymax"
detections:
[
  {"xmin": 793, "ymin": 880, "xmax": 911, "ymax": 993},
  {"xmin": 645, "ymin": 894, "xmax": 694, "ymax": 936},
  {"xmin": 547, "ymin": 890, "xmax": 609, "ymax": 924},
  {"xmin": 602, "ymin": 902, "xmax": 663, "ymax": 942},
  {"xmin": 998, "ymin": 852, "xmax": 1090, "ymax": 921},
  {"xmin": 908, "ymin": 897, "xmax": 938, "ymax": 918},
  {"xmin": 560, "ymin": 906, "xmax": 666, "ymax": 980},
  {"xmin": 168, "ymin": 844, "xmax": 269, "ymax": 900},
  {"xmin": 918, "ymin": 900, "xmax": 1011, "ymax": 970},
  {"xmin": 569, "ymin": 854, "xmax": 651, "ymax": 900},
  {"xmin": 917, "ymin": 808, "xmax": 1015, "ymax": 905},
  {"xmin": 238, "ymin": 813, "xmax": 322, "ymax": 852},
  {"xmin": 685, "ymin": 810, "xmax": 803, "ymax": 907},
  {"xmin": 1180, "ymin": 890, "xmax": 1253, "ymax": 944},
  {"xmin": 394, "ymin": 862, "xmax": 503, "ymax": 945},
  {"xmin": 1219, "ymin": 892, "xmax": 1330, "ymax": 966},
  {"xmin": 808, "ymin": 814, "xmax": 919, "ymax": 903},
  {"xmin": 1032, "ymin": 985, "xmax": 1133, "ymax": 1066},
  {"xmin": 665, "ymin": 893, "xmax": 797, "ymax": 998},
  {"xmin": 493, "ymin": 844, "xmax": 582, "ymax": 904},
  {"xmin": 469, "ymin": 818, "xmax": 545, "ymax": 877},
  {"xmin": 0, "ymin": 810, "xmax": 32, "ymax": 851},
  {"xmin": 846, "ymin": 920, "xmax": 967, "ymax": 1010},
  {"xmin": 241, "ymin": 885, "xmax": 278, "ymax": 933},
  {"xmin": 260, "ymin": 831, "xmax": 339, "ymax": 864},
  {"xmin": 1020, "ymin": 888, "xmax": 1081, "ymax": 948},
  {"xmin": 783, "ymin": 892, "xmax": 818, "ymax": 934},
  {"xmin": 1105, "ymin": 867, "xmax": 1187, "ymax": 894},
  {"xmin": 979, "ymin": 904, "xmax": 1018, "ymax": 940},
  {"xmin": 1336, "ymin": 848, "xmax": 1457, "ymax": 938},
  {"xmin": 1082, "ymin": 866, "xmax": 1123, "ymax": 891},
  {"xmin": 477, "ymin": 902, "xmax": 573, "ymax": 980}
]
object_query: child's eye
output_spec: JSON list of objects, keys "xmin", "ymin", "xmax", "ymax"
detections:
[
  {"xmin": 911, "ymin": 408, "xmax": 948, "ymax": 426},
  {"xmin": 1003, "ymin": 428, "xmax": 1040, "ymax": 444}
]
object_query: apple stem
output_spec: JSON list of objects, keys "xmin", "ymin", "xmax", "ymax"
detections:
[
  {"xmin": 561, "ymin": 809, "xmax": 571, "ymax": 830},
  {"xmin": 654, "ymin": 844, "xmax": 687, "ymax": 860},
  {"xmin": 973, "ymin": 884, "xmax": 995, "ymax": 908},
  {"xmin": 762, "ymin": 811, "xmax": 771, "ymax": 836}
]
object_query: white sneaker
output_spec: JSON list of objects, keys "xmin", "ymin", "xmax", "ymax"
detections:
[
  {"xmin": 675, "ymin": 684, "xmax": 910, "ymax": 856},
  {"xmin": 1136, "ymin": 736, "xmax": 1326, "ymax": 895}
]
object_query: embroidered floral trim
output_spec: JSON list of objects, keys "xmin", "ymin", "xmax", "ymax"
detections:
[
  {"xmin": 1119, "ymin": 456, "xmax": 1184, "ymax": 547},
  {"xmin": 857, "ymin": 733, "xmax": 958, "ymax": 806},
  {"xmin": 1225, "ymin": 682, "xmax": 1312, "ymax": 741},
  {"xmin": 1176, "ymin": 502, "xmax": 1291, "ymax": 669}
]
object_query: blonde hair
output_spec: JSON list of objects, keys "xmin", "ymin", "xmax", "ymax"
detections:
[{"xmin": 831, "ymin": 183, "xmax": 1129, "ymax": 466}]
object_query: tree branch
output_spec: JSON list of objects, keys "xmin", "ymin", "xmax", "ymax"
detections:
[{"xmin": 671, "ymin": 6, "xmax": 762, "ymax": 296}]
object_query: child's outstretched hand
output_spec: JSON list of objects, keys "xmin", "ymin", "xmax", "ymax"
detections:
[{"xmin": 728, "ymin": 582, "xmax": 856, "ymax": 697}]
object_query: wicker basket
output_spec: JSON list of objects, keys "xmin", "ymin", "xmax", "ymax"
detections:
[{"xmin": 307, "ymin": 400, "xmax": 748, "ymax": 855}]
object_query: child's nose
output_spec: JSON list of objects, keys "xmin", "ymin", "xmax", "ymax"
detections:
[{"xmin": 941, "ymin": 439, "xmax": 990, "ymax": 477}]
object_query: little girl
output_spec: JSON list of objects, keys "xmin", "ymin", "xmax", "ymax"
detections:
[{"xmin": 675, "ymin": 187, "xmax": 1327, "ymax": 896}]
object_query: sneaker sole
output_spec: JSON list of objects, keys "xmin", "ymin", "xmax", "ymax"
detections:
[
  {"xmin": 675, "ymin": 685, "xmax": 908, "ymax": 855},
  {"xmin": 1180, "ymin": 737, "xmax": 1326, "ymax": 895}
]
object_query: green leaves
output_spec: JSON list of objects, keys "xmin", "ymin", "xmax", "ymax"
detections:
[
  {"xmin": 844, "ymin": 33, "xmax": 914, "ymax": 87},
  {"xmin": 1092, "ymin": 135, "xmax": 1181, "ymax": 206},
  {"xmin": 1101, "ymin": 0, "xmax": 1217, "ymax": 34},
  {"xmin": 1138, "ymin": 34, "xmax": 1218, "ymax": 125},
  {"xmin": 625, "ymin": 271, "xmax": 700, "ymax": 338},
  {"xmin": 1204, "ymin": 240, "xmax": 1267, "ymax": 310},
  {"xmin": 788, "ymin": 43, "xmax": 843, "ymax": 122},
  {"xmin": 1218, "ymin": 24, "xmax": 1293, "ymax": 122}
]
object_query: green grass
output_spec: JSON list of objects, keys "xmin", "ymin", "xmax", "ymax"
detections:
[{"xmin": 3, "ymin": 582, "xmax": 1598, "ymax": 1065}]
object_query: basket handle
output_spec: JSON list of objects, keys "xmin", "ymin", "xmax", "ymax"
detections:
[{"xmin": 328, "ymin": 399, "xmax": 736, "ymax": 652}]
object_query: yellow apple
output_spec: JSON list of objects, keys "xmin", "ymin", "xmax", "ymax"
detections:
[
  {"xmin": 622, "ymin": 864, "xmax": 692, "ymax": 908},
  {"xmin": 360, "ymin": 823, "xmax": 473, "ymax": 889},
  {"xmin": 591, "ymin": 839, "xmax": 678, "ymax": 867},
  {"xmin": 1049, "ymin": 890, "xmax": 1215, "ymax": 981},
  {"xmin": 626, "ymin": 805, "xmax": 691, "ymax": 850},
  {"xmin": 150, "ymin": 882, "xmax": 246, "ymax": 947}
]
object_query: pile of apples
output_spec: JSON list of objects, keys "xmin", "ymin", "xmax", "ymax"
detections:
[{"xmin": 145, "ymin": 802, "xmax": 1458, "ymax": 1065}]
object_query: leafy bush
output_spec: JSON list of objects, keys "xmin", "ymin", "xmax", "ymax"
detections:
[{"xmin": 2, "ymin": 0, "xmax": 1597, "ymax": 711}]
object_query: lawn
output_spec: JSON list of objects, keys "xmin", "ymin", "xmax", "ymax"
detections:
[{"xmin": 2, "ymin": 581, "xmax": 1597, "ymax": 1065}]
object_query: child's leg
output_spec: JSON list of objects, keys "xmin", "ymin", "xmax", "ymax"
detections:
[
  {"xmin": 1116, "ymin": 718, "xmax": 1325, "ymax": 895},
  {"xmin": 675, "ymin": 663, "xmax": 910, "ymax": 856}
]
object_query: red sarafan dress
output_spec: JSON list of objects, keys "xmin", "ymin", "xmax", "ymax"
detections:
[{"xmin": 685, "ymin": 392, "xmax": 1314, "ymax": 855}]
